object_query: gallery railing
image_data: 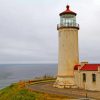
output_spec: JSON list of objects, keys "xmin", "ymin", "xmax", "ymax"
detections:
[{"xmin": 57, "ymin": 23, "xmax": 79, "ymax": 30}]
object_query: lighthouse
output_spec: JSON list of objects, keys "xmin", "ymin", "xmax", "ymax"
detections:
[{"xmin": 54, "ymin": 5, "xmax": 79, "ymax": 88}]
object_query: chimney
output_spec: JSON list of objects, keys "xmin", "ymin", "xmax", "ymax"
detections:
[
  {"xmin": 78, "ymin": 66, "xmax": 81, "ymax": 72},
  {"xmin": 98, "ymin": 66, "xmax": 100, "ymax": 73},
  {"xmin": 80, "ymin": 61, "xmax": 88, "ymax": 67}
]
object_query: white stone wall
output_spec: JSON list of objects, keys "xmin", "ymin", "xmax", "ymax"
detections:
[
  {"xmin": 58, "ymin": 28, "xmax": 79, "ymax": 77},
  {"xmin": 74, "ymin": 70, "xmax": 100, "ymax": 91}
]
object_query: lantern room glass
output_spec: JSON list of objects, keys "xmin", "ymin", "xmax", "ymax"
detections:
[{"xmin": 60, "ymin": 14, "xmax": 76, "ymax": 26}]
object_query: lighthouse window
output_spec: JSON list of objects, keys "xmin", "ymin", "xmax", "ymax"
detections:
[
  {"xmin": 60, "ymin": 18, "xmax": 63, "ymax": 25},
  {"xmin": 83, "ymin": 73, "xmax": 86, "ymax": 82},
  {"xmin": 92, "ymin": 74, "xmax": 96, "ymax": 82}
]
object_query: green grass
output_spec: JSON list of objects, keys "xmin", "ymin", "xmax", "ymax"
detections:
[
  {"xmin": 0, "ymin": 83, "xmax": 53, "ymax": 100},
  {"xmin": 0, "ymin": 84, "xmax": 36, "ymax": 100},
  {"xmin": 0, "ymin": 78, "xmax": 56, "ymax": 100},
  {"xmin": 0, "ymin": 79, "xmax": 72, "ymax": 100}
]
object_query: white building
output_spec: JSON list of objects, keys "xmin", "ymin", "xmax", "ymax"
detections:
[{"xmin": 74, "ymin": 62, "xmax": 100, "ymax": 91}]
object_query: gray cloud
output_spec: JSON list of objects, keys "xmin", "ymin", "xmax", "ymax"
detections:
[{"xmin": 0, "ymin": 0, "xmax": 100, "ymax": 63}]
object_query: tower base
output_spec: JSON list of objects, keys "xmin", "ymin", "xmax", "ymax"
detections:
[{"xmin": 53, "ymin": 76, "xmax": 78, "ymax": 88}]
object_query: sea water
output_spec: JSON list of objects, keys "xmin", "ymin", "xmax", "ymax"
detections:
[{"xmin": 0, "ymin": 64, "xmax": 57, "ymax": 89}]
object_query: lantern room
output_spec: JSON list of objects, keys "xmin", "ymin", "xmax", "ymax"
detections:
[{"xmin": 57, "ymin": 5, "xmax": 79, "ymax": 30}]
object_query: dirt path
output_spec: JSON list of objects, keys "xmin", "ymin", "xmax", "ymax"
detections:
[{"xmin": 27, "ymin": 82, "xmax": 100, "ymax": 100}]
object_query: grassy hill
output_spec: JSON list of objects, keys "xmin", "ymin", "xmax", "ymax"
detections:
[
  {"xmin": 0, "ymin": 83, "xmax": 36, "ymax": 100},
  {"xmin": 0, "ymin": 82, "xmax": 70, "ymax": 100}
]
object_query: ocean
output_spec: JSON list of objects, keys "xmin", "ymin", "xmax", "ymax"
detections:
[{"xmin": 0, "ymin": 64, "xmax": 57, "ymax": 89}]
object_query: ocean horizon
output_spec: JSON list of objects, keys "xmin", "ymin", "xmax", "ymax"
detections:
[{"xmin": 0, "ymin": 64, "xmax": 57, "ymax": 89}]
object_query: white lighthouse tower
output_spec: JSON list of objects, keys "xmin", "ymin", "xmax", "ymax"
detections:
[{"xmin": 54, "ymin": 5, "xmax": 79, "ymax": 88}]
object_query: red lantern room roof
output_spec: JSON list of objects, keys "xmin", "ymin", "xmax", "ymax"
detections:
[{"xmin": 60, "ymin": 5, "xmax": 76, "ymax": 16}]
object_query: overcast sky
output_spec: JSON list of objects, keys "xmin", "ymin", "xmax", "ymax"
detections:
[{"xmin": 0, "ymin": 0, "xmax": 100, "ymax": 64}]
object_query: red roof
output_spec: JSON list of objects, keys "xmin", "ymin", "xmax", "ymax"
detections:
[
  {"xmin": 80, "ymin": 64, "xmax": 100, "ymax": 71},
  {"xmin": 74, "ymin": 65, "xmax": 81, "ymax": 70},
  {"xmin": 60, "ymin": 5, "xmax": 76, "ymax": 16}
]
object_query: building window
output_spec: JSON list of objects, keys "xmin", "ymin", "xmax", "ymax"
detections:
[
  {"xmin": 83, "ymin": 73, "xmax": 86, "ymax": 82},
  {"xmin": 92, "ymin": 74, "xmax": 96, "ymax": 82}
]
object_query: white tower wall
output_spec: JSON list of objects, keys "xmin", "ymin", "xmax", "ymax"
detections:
[
  {"xmin": 53, "ymin": 5, "xmax": 79, "ymax": 88},
  {"xmin": 54, "ymin": 28, "xmax": 79, "ymax": 88}
]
